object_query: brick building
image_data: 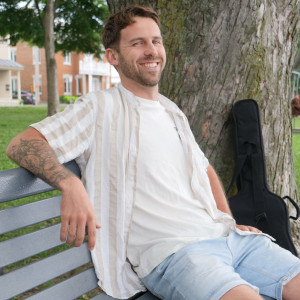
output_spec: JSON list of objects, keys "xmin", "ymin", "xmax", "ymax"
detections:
[{"xmin": 10, "ymin": 42, "xmax": 119, "ymax": 104}]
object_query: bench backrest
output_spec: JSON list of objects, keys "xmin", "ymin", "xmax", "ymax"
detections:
[
  {"xmin": 0, "ymin": 161, "xmax": 114, "ymax": 299},
  {"xmin": 0, "ymin": 160, "xmax": 157, "ymax": 300}
]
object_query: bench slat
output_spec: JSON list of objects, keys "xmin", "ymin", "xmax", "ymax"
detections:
[
  {"xmin": 0, "ymin": 195, "xmax": 61, "ymax": 235},
  {"xmin": 0, "ymin": 224, "xmax": 63, "ymax": 268},
  {"xmin": 0, "ymin": 243, "xmax": 91, "ymax": 299},
  {"xmin": 90, "ymin": 292, "xmax": 121, "ymax": 299},
  {"xmin": 0, "ymin": 167, "xmax": 53, "ymax": 202},
  {"xmin": 26, "ymin": 267, "xmax": 101, "ymax": 300},
  {"xmin": 0, "ymin": 160, "xmax": 80, "ymax": 203}
]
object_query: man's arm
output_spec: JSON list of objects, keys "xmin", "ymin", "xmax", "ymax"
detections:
[
  {"xmin": 207, "ymin": 164, "xmax": 261, "ymax": 233},
  {"xmin": 6, "ymin": 127, "xmax": 100, "ymax": 250}
]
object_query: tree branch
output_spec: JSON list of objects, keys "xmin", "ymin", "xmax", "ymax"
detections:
[
  {"xmin": 34, "ymin": 0, "xmax": 44, "ymax": 29},
  {"xmin": 54, "ymin": 0, "xmax": 59, "ymax": 18}
]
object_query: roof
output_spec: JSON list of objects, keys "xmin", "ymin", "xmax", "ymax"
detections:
[{"xmin": 0, "ymin": 59, "xmax": 24, "ymax": 70}]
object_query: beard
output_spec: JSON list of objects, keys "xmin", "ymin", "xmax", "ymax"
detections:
[{"xmin": 117, "ymin": 52, "xmax": 164, "ymax": 87}]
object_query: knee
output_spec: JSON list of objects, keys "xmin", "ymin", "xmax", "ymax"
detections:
[
  {"xmin": 220, "ymin": 285, "xmax": 263, "ymax": 300},
  {"xmin": 282, "ymin": 272, "xmax": 300, "ymax": 300}
]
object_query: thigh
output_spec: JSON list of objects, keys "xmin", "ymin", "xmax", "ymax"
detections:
[
  {"xmin": 142, "ymin": 239, "xmax": 258, "ymax": 300},
  {"xmin": 228, "ymin": 232, "xmax": 300, "ymax": 300}
]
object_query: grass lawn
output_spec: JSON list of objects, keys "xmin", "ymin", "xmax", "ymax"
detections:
[{"xmin": 0, "ymin": 106, "xmax": 49, "ymax": 170}]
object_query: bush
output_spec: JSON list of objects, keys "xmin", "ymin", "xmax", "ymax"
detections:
[{"xmin": 59, "ymin": 95, "xmax": 79, "ymax": 103}]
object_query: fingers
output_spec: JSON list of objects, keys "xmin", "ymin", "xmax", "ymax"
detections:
[
  {"xmin": 87, "ymin": 219, "xmax": 99, "ymax": 250},
  {"xmin": 236, "ymin": 224, "xmax": 262, "ymax": 233},
  {"xmin": 59, "ymin": 180, "xmax": 100, "ymax": 249},
  {"xmin": 60, "ymin": 214, "xmax": 100, "ymax": 249},
  {"xmin": 60, "ymin": 217, "xmax": 69, "ymax": 243}
]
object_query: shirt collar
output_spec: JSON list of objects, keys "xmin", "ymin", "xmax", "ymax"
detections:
[{"xmin": 117, "ymin": 83, "xmax": 184, "ymax": 117}]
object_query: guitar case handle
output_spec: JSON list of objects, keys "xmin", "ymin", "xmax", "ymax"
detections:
[{"xmin": 283, "ymin": 195, "xmax": 300, "ymax": 220}]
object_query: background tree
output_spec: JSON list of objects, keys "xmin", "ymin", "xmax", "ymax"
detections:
[
  {"xmin": 107, "ymin": 0, "xmax": 300, "ymax": 248},
  {"xmin": 0, "ymin": 0, "xmax": 108, "ymax": 115},
  {"xmin": 293, "ymin": 32, "xmax": 300, "ymax": 70}
]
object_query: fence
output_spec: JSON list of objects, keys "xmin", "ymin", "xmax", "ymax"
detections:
[{"xmin": 292, "ymin": 71, "xmax": 300, "ymax": 98}]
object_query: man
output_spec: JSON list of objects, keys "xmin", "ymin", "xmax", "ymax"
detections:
[{"xmin": 6, "ymin": 5, "xmax": 300, "ymax": 300}]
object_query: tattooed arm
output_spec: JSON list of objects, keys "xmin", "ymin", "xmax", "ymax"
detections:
[{"xmin": 6, "ymin": 127, "xmax": 100, "ymax": 250}]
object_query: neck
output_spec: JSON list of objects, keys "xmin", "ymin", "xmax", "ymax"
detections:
[{"xmin": 121, "ymin": 80, "xmax": 159, "ymax": 101}]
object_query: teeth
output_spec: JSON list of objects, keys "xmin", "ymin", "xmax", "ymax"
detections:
[{"xmin": 144, "ymin": 63, "xmax": 157, "ymax": 67}]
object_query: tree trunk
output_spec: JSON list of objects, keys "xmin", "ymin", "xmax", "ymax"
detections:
[
  {"xmin": 44, "ymin": 0, "xmax": 60, "ymax": 116},
  {"xmin": 107, "ymin": 0, "xmax": 300, "ymax": 249}
]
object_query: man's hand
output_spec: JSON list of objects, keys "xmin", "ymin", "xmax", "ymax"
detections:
[
  {"xmin": 60, "ymin": 176, "xmax": 101, "ymax": 250},
  {"xmin": 6, "ymin": 127, "xmax": 100, "ymax": 250},
  {"xmin": 236, "ymin": 224, "xmax": 262, "ymax": 233}
]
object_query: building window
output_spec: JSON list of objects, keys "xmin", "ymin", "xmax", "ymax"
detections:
[
  {"xmin": 64, "ymin": 75, "xmax": 72, "ymax": 95},
  {"xmin": 76, "ymin": 76, "xmax": 82, "ymax": 95},
  {"xmin": 64, "ymin": 52, "xmax": 71, "ymax": 65},
  {"xmin": 32, "ymin": 47, "xmax": 41, "ymax": 64},
  {"xmin": 10, "ymin": 48, "xmax": 16, "ymax": 62},
  {"xmin": 11, "ymin": 77, "xmax": 17, "ymax": 98}
]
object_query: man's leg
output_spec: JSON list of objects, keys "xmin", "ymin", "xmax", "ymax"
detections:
[
  {"xmin": 228, "ymin": 231, "xmax": 300, "ymax": 300},
  {"xmin": 141, "ymin": 238, "xmax": 261, "ymax": 300},
  {"xmin": 282, "ymin": 272, "xmax": 300, "ymax": 300},
  {"xmin": 221, "ymin": 285, "xmax": 263, "ymax": 300}
]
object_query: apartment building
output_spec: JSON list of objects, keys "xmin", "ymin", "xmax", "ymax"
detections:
[
  {"xmin": 0, "ymin": 41, "xmax": 23, "ymax": 105},
  {"xmin": 10, "ymin": 42, "xmax": 119, "ymax": 104}
]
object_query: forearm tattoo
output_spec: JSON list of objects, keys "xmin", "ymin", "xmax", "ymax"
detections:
[{"xmin": 9, "ymin": 139, "xmax": 74, "ymax": 189}]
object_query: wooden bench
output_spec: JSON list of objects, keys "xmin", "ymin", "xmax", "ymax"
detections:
[
  {"xmin": 0, "ymin": 160, "xmax": 157, "ymax": 299},
  {"xmin": 0, "ymin": 160, "xmax": 275, "ymax": 300}
]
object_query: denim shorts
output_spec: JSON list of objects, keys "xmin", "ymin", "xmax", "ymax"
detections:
[{"xmin": 141, "ymin": 231, "xmax": 300, "ymax": 300}]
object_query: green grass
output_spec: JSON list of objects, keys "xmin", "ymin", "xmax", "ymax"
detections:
[{"xmin": 0, "ymin": 106, "xmax": 48, "ymax": 170}]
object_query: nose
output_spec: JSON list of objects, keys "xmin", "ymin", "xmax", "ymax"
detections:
[{"xmin": 144, "ymin": 42, "xmax": 158, "ymax": 57}]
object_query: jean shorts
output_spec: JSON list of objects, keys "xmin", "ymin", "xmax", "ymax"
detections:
[{"xmin": 141, "ymin": 231, "xmax": 300, "ymax": 300}]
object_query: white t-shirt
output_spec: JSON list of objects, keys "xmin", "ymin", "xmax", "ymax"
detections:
[{"xmin": 127, "ymin": 97, "xmax": 231, "ymax": 278}]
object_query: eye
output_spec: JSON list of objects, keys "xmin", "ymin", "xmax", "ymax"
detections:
[
  {"xmin": 132, "ymin": 41, "xmax": 142, "ymax": 46},
  {"xmin": 153, "ymin": 39, "xmax": 162, "ymax": 45}
]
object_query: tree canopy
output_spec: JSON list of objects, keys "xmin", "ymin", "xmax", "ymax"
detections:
[{"xmin": 0, "ymin": 0, "xmax": 109, "ymax": 57}]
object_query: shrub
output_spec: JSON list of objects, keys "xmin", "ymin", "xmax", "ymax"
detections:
[{"xmin": 59, "ymin": 95, "xmax": 79, "ymax": 103}]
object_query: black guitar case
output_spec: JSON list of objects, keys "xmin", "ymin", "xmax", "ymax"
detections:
[{"xmin": 227, "ymin": 99, "xmax": 300, "ymax": 256}]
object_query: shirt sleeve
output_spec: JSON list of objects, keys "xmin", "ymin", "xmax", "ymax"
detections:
[{"xmin": 30, "ymin": 94, "xmax": 97, "ymax": 164}]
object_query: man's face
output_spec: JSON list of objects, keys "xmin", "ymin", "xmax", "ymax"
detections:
[{"xmin": 115, "ymin": 17, "xmax": 166, "ymax": 89}]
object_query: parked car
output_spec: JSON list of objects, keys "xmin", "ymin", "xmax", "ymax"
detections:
[{"xmin": 21, "ymin": 90, "xmax": 35, "ymax": 105}]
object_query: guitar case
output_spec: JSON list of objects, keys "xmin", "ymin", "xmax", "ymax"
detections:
[{"xmin": 227, "ymin": 99, "xmax": 299, "ymax": 256}]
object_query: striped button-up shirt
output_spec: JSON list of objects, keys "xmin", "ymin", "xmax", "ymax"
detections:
[{"xmin": 31, "ymin": 84, "xmax": 236, "ymax": 299}]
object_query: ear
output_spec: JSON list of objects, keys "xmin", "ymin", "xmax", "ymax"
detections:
[{"xmin": 105, "ymin": 48, "xmax": 119, "ymax": 67}]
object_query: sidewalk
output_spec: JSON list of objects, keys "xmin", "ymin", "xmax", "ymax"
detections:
[{"xmin": 0, "ymin": 99, "xmax": 21, "ymax": 107}]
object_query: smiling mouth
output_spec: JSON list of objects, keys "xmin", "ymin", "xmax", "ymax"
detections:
[{"xmin": 140, "ymin": 62, "xmax": 159, "ymax": 69}]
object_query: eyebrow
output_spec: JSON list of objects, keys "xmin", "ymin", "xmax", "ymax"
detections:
[{"xmin": 128, "ymin": 36, "xmax": 163, "ymax": 43}]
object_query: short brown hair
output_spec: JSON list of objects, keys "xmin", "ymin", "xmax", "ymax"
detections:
[{"xmin": 102, "ymin": 5, "xmax": 160, "ymax": 50}]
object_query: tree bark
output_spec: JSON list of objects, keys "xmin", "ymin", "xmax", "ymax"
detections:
[
  {"xmin": 44, "ymin": 0, "xmax": 60, "ymax": 116},
  {"xmin": 107, "ymin": 0, "xmax": 300, "ymax": 248}
]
